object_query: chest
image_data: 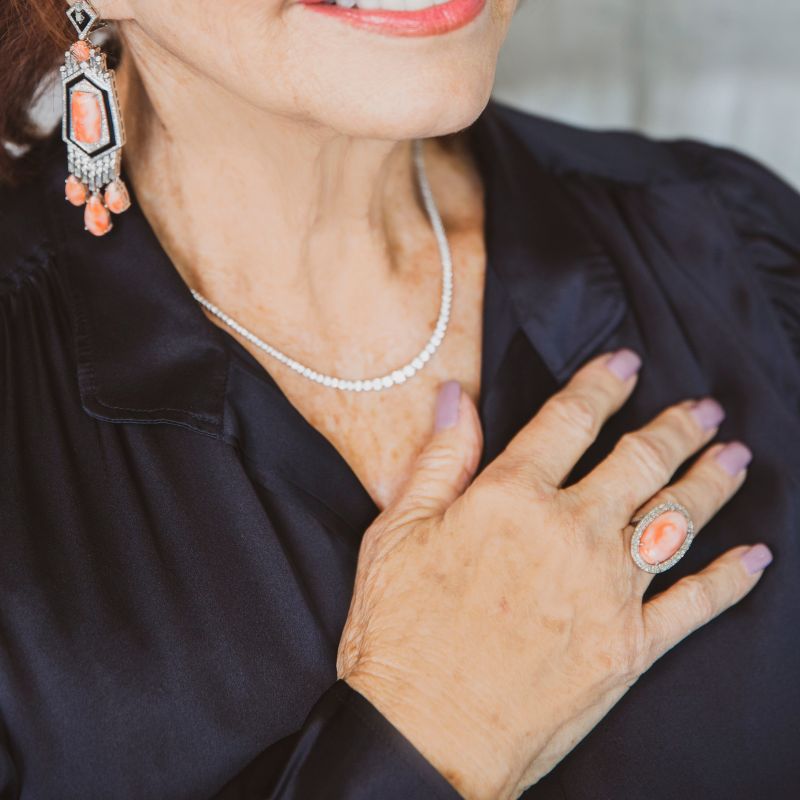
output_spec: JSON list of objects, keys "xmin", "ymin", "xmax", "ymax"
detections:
[
  {"xmin": 233, "ymin": 255, "xmax": 487, "ymax": 511},
  {"xmin": 290, "ymin": 339, "xmax": 483, "ymax": 511}
]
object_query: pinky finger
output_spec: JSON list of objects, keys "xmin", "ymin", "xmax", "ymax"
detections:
[{"xmin": 642, "ymin": 544, "xmax": 773, "ymax": 668}]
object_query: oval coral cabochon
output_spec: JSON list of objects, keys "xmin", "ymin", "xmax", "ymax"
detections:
[{"xmin": 638, "ymin": 510, "xmax": 689, "ymax": 565}]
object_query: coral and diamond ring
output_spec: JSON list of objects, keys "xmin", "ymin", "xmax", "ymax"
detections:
[{"xmin": 630, "ymin": 501, "xmax": 694, "ymax": 574}]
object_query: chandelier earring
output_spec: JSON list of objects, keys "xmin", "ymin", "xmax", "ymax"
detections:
[{"xmin": 60, "ymin": 1, "xmax": 130, "ymax": 236}]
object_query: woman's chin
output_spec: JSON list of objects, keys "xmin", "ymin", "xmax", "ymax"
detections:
[
  {"xmin": 306, "ymin": 82, "xmax": 495, "ymax": 140},
  {"xmin": 123, "ymin": 0, "xmax": 511, "ymax": 144},
  {"xmin": 251, "ymin": 0, "xmax": 509, "ymax": 139},
  {"xmin": 242, "ymin": 60, "xmax": 497, "ymax": 141}
]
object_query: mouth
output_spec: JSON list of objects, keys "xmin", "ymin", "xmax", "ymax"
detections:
[{"xmin": 298, "ymin": 0, "xmax": 487, "ymax": 37}]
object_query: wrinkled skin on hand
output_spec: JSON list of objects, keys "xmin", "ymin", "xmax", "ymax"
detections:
[{"xmin": 337, "ymin": 350, "xmax": 767, "ymax": 799}]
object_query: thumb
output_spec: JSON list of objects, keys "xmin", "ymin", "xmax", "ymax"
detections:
[{"xmin": 389, "ymin": 380, "xmax": 484, "ymax": 522}]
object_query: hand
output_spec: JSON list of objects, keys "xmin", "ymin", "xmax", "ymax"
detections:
[{"xmin": 336, "ymin": 349, "xmax": 771, "ymax": 800}]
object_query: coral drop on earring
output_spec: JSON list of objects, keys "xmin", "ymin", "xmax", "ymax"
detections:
[
  {"xmin": 70, "ymin": 40, "xmax": 91, "ymax": 63},
  {"xmin": 84, "ymin": 193, "xmax": 113, "ymax": 237},
  {"xmin": 60, "ymin": 1, "xmax": 130, "ymax": 237},
  {"xmin": 65, "ymin": 175, "xmax": 88, "ymax": 206},
  {"xmin": 104, "ymin": 178, "xmax": 131, "ymax": 214}
]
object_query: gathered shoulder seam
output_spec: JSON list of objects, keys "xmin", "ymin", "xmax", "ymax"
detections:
[{"xmin": 0, "ymin": 243, "xmax": 58, "ymax": 300}]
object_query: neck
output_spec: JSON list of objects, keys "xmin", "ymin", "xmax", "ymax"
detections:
[{"xmin": 115, "ymin": 32, "xmax": 434, "ymax": 329}]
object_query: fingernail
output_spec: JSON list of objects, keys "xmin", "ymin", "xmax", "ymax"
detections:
[
  {"xmin": 691, "ymin": 397, "xmax": 725, "ymax": 431},
  {"xmin": 435, "ymin": 380, "xmax": 461, "ymax": 432},
  {"xmin": 715, "ymin": 441, "xmax": 753, "ymax": 476},
  {"xmin": 605, "ymin": 348, "xmax": 642, "ymax": 381},
  {"xmin": 741, "ymin": 543, "xmax": 773, "ymax": 575}
]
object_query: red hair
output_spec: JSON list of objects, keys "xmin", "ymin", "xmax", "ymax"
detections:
[{"xmin": 0, "ymin": 0, "xmax": 73, "ymax": 186}]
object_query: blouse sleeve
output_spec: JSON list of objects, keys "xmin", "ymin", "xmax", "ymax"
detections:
[
  {"xmin": 211, "ymin": 679, "xmax": 463, "ymax": 800},
  {"xmin": 684, "ymin": 142, "xmax": 800, "ymax": 363}
]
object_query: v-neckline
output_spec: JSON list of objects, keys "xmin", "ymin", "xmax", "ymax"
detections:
[{"xmin": 217, "ymin": 119, "xmax": 527, "ymax": 536}]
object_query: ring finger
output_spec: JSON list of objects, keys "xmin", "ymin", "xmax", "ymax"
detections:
[
  {"xmin": 624, "ymin": 440, "xmax": 753, "ymax": 589},
  {"xmin": 570, "ymin": 396, "xmax": 728, "ymax": 529}
]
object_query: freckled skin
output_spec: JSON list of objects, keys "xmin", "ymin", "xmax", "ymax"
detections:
[
  {"xmin": 221, "ymin": 135, "xmax": 486, "ymax": 510},
  {"xmin": 541, "ymin": 616, "xmax": 568, "ymax": 635}
]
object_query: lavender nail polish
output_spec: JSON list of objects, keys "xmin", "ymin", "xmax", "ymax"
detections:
[
  {"xmin": 691, "ymin": 397, "xmax": 726, "ymax": 431},
  {"xmin": 605, "ymin": 349, "xmax": 642, "ymax": 381},
  {"xmin": 715, "ymin": 442, "xmax": 753, "ymax": 476},
  {"xmin": 435, "ymin": 380, "xmax": 461, "ymax": 432},
  {"xmin": 741, "ymin": 543, "xmax": 773, "ymax": 575}
]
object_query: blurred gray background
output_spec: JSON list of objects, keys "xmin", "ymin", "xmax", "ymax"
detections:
[{"xmin": 494, "ymin": 0, "xmax": 800, "ymax": 188}]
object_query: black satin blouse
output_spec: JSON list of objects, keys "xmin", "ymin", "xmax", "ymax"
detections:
[{"xmin": 1, "ymin": 98, "xmax": 799, "ymax": 800}]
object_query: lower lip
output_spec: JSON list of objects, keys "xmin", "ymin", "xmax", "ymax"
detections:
[{"xmin": 299, "ymin": 0, "xmax": 487, "ymax": 37}]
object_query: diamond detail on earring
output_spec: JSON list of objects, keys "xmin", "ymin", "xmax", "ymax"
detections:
[{"xmin": 67, "ymin": 2, "xmax": 99, "ymax": 40}]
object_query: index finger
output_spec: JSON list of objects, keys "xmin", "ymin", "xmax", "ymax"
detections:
[{"xmin": 486, "ymin": 348, "xmax": 642, "ymax": 491}]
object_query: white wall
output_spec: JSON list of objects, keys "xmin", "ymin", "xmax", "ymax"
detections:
[{"xmin": 494, "ymin": 0, "xmax": 800, "ymax": 188}]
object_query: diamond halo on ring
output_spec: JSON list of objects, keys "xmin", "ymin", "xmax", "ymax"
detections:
[{"xmin": 630, "ymin": 500, "xmax": 695, "ymax": 574}]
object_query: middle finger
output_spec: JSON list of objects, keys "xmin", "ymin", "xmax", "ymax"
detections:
[{"xmin": 568, "ymin": 396, "xmax": 726, "ymax": 527}]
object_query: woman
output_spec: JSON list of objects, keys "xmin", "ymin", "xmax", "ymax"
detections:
[{"xmin": 0, "ymin": 0, "xmax": 797, "ymax": 797}]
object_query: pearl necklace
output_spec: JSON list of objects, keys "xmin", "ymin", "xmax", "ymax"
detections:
[{"xmin": 190, "ymin": 139, "xmax": 452, "ymax": 392}]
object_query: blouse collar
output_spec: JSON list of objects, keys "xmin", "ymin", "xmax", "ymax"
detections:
[{"xmin": 44, "ymin": 98, "xmax": 626, "ymax": 437}]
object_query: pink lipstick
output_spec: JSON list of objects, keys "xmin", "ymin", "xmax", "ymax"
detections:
[{"xmin": 299, "ymin": 0, "xmax": 487, "ymax": 37}]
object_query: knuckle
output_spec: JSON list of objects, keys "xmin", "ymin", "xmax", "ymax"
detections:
[
  {"xmin": 617, "ymin": 431, "xmax": 673, "ymax": 483},
  {"xmin": 415, "ymin": 441, "xmax": 462, "ymax": 474},
  {"xmin": 471, "ymin": 473, "xmax": 512, "ymax": 507},
  {"xmin": 704, "ymin": 452, "xmax": 737, "ymax": 494},
  {"xmin": 663, "ymin": 403, "xmax": 700, "ymax": 440},
  {"xmin": 476, "ymin": 467, "xmax": 553, "ymax": 507},
  {"xmin": 697, "ymin": 470, "xmax": 730, "ymax": 513},
  {"xmin": 650, "ymin": 487, "xmax": 679, "ymax": 509},
  {"xmin": 549, "ymin": 392, "xmax": 599, "ymax": 439},
  {"xmin": 646, "ymin": 487, "xmax": 693, "ymax": 523},
  {"xmin": 679, "ymin": 575, "xmax": 716, "ymax": 621}
]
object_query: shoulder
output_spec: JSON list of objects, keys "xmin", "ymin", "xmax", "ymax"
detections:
[
  {"xmin": 485, "ymin": 99, "xmax": 800, "ymax": 374},
  {"xmin": 0, "ymin": 132, "xmax": 71, "ymax": 393},
  {"xmin": 0, "ymin": 130, "xmax": 62, "ymax": 289},
  {"xmin": 484, "ymin": 97, "xmax": 798, "ymax": 194},
  {"xmin": 483, "ymin": 97, "xmax": 800, "ymax": 253}
]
